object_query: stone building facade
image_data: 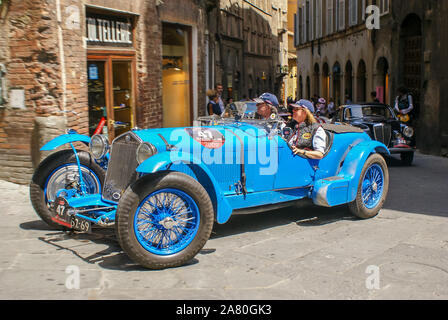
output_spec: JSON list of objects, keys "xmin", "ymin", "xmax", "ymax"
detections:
[
  {"xmin": 210, "ymin": 0, "xmax": 289, "ymax": 102},
  {"xmin": 295, "ymin": 0, "xmax": 448, "ymax": 156},
  {"xmin": 0, "ymin": 0, "xmax": 212, "ymax": 184}
]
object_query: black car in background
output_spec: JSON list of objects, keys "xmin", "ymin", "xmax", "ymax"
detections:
[{"xmin": 333, "ymin": 103, "xmax": 416, "ymax": 165}]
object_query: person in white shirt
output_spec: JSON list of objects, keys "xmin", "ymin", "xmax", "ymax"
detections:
[
  {"xmin": 394, "ymin": 86, "xmax": 414, "ymax": 115},
  {"xmin": 287, "ymin": 99, "xmax": 327, "ymax": 160}
]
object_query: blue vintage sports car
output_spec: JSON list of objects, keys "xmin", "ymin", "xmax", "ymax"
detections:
[{"xmin": 30, "ymin": 101, "xmax": 390, "ymax": 269}]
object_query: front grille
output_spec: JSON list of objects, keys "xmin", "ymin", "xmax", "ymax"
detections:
[
  {"xmin": 373, "ymin": 123, "xmax": 392, "ymax": 146},
  {"xmin": 103, "ymin": 132, "xmax": 141, "ymax": 202}
]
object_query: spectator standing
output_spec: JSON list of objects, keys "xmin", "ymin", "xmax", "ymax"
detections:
[
  {"xmin": 327, "ymin": 98, "xmax": 336, "ymax": 118},
  {"xmin": 215, "ymin": 83, "xmax": 225, "ymax": 114},
  {"xmin": 206, "ymin": 89, "xmax": 221, "ymax": 116},
  {"xmin": 394, "ymin": 86, "xmax": 414, "ymax": 122},
  {"xmin": 371, "ymin": 91, "xmax": 380, "ymax": 103}
]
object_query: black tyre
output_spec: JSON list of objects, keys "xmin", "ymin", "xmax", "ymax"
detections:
[
  {"xmin": 400, "ymin": 152, "xmax": 414, "ymax": 166},
  {"xmin": 348, "ymin": 153, "xmax": 389, "ymax": 219},
  {"xmin": 115, "ymin": 171, "xmax": 214, "ymax": 269},
  {"xmin": 30, "ymin": 149, "xmax": 105, "ymax": 229}
]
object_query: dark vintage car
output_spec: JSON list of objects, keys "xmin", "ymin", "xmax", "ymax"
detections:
[{"xmin": 333, "ymin": 103, "xmax": 416, "ymax": 165}]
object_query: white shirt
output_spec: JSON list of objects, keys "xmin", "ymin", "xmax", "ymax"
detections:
[{"xmin": 313, "ymin": 126, "xmax": 327, "ymax": 154}]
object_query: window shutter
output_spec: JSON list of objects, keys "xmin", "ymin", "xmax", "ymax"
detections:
[{"xmin": 338, "ymin": 0, "xmax": 345, "ymax": 30}]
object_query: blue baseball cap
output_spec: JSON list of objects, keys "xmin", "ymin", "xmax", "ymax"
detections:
[
  {"xmin": 290, "ymin": 99, "xmax": 315, "ymax": 113},
  {"xmin": 253, "ymin": 92, "xmax": 279, "ymax": 107}
]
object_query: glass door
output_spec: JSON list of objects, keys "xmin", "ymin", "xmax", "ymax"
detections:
[
  {"xmin": 87, "ymin": 54, "xmax": 135, "ymax": 141},
  {"xmin": 162, "ymin": 23, "xmax": 192, "ymax": 128},
  {"xmin": 88, "ymin": 61, "xmax": 108, "ymax": 137},
  {"xmin": 112, "ymin": 61, "xmax": 133, "ymax": 137}
]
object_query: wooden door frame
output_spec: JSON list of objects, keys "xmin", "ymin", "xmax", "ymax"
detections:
[{"xmin": 87, "ymin": 51, "xmax": 137, "ymax": 141}]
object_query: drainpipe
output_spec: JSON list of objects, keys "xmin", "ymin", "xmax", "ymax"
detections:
[{"xmin": 55, "ymin": 0, "xmax": 67, "ymax": 116}]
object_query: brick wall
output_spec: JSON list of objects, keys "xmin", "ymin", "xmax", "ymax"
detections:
[
  {"xmin": 0, "ymin": 0, "xmax": 62, "ymax": 184},
  {"xmin": 0, "ymin": 0, "xmax": 210, "ymax": 184}
]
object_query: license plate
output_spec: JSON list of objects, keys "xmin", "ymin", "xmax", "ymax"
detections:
[
  {"xmin": 70, "ymin": 215, "xmax": 92, "ymax": 233},
  {"xmin": 51, "ymin": 197, "xmax": 72, "ymax": 228}
]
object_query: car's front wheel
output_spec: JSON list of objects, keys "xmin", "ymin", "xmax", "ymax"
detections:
[
  {"xmin": 348, "ymin": 153, "xmax": 389, "ymax": 219},
  {"xmin": 30, "ymin": 149, "xmax": 105, "ymax": 229},
  {"xmin": 115, "ymin": 172, "xmax": 214, "ymax": 269}
]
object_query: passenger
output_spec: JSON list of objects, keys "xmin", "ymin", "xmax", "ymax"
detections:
[
  {"xmin": 253, "ymin": 92, "xmax": 279, "ymax": 120},
  {"xmin": 288, "ymin": 99, "xmax": 327, "ymax": 160}
]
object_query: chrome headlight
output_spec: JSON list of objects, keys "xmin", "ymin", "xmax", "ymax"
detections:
[
  {"xmin": 402, "ymin": 126, "xmax": 414, "ymax": 138},
  {"xmin": 89, "ymin": 134, "xmax": 109, "ymax": 159},
  {"xmin": 136, "ymin": 142, "xmax": 157, "ymax": 164}
]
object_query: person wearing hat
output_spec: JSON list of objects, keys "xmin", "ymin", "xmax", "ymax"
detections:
[
  {"xmin": 287, "ymin": 99, "xmax": 327, "ymax": 160},
  {"xmin": 316, "ymin": 97, "xmax": 328, "ymax": 117},
  {"xmin": 253, "ymin": 92, "xmax": 279, "ymax": 120}
]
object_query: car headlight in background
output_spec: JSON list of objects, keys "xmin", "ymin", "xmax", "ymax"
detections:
[
  {"xmin": 136, "ymin": 142, "xmax": 157, "ymax": 164},
  {"xmin": 402, "ymin": 126, "xmax": 414, "ymax": 138},
  {"xmin": 89, "ymin": 134, "xmax": 109, "ymax": 159}
]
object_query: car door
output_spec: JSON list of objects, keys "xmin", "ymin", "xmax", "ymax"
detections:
[{"xmin": 273, "ymin": 136, "xmax": 317, "ymax": 190}]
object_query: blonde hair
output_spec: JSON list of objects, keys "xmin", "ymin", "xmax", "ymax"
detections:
[
  {"xmin": 303, "ymin": 107, "xmax": 318, "ymax": 125},
  {"xmin": 206, "ymin": 89, "xmax": 217, "ymax": 99}
]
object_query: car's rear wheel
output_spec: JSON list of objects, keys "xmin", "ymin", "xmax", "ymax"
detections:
[
  {"xmin": 348, "ymin": 153, "xmax": 389, "ymax": 219},
  {"xmin": 30, "ymin": 149, "xmax": 105, "ymax": 229},
  {"xmin": 115, "ymin": 172, "xmax": 214, "ymax": 269}
]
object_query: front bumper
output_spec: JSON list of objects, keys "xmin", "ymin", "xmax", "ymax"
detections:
[
  {"xmin": 52, "ymin": 193, "xmax": 117, "ymax": 228},
  {"xmin": 388, "ymin": 147, "xmax": 415, "ymax": 154}
]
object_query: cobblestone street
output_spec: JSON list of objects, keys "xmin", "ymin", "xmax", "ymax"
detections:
[{"xmin": 0, "ymin": 152, "xmax": 447, "ymax": 300}]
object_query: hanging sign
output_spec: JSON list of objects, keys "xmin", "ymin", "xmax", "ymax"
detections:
[{"xmin": 86, "ymin": 12, "xmax": 134, "ymax": 47}]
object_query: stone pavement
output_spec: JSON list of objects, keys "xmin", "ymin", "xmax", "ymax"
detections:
[{"xmin": 0, "ymin": 152, "xmax": 447, "ymax": 300}]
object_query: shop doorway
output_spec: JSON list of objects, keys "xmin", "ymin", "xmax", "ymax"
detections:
[
  {"xmin": 87, "ymin": 54, "xmax": 136, "ymax": 141},
  {"xmin": 400, "ymin": 14, "xmax": 422, "ymax": 119},
  {"xmin": 162, "ymin": 23, "xmax": 192, "ymax": 128}
]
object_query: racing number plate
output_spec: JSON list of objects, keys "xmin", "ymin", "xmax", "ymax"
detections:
[
  {"xmin": 51, "ymin": 197, "xmax": 91, "ymax": 232},
  {"xmin": 70, "ymin": 216, "xmax": 92, "ymax": 233},
  {"xmin": 51, "ymin": 197, "xmax": 72, "ymax": 228}
]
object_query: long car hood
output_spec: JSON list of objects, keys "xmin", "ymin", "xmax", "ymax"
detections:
[{"xmin": 131, "ymin": 123, "xmax": 273, "ymax": 154}]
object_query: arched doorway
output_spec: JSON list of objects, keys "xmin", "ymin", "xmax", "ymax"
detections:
[
  {"xmin": 313, "ymin": 63, "xmax": 320, "ymax": 97},
  {"xmin": 332, "ymin": 62, "xmax": 341, "ymax": 106},
  {"xmin": 345, "ymin": 60, "xmax": 353, "ymax": 103},
  {"xmin": 400, "ymin": 13, "xmax": 422, "ymax": 118},
  {"xmin": 322, "ymin": 63, "xmax": 330, "ymax": 102},
  {"xmin": 357, "ymin": 60, "xmax": 367, "ymax": 102},
  {"xmin": 306, "ymin": 76, "xmax": 311, "ymax": 100},
  {"xmin": 375, "ymin": 57, "xmax": 389, "ymax": 104}
]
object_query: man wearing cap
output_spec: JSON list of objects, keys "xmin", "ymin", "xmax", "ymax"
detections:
[
  {"xmin": 253, "ymin": 92, "xmax": 279, "ymax": 120},
  {"xmin": 287, "ymin": 99, "xmax": 327, "ymax": 160}
]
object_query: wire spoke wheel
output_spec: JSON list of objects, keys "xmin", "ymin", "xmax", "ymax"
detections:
[
  {"xmin": 30, "ymin": 149, "xmax": 105, "ymax": 229},
  {"xmin": 134, "ymin": 189, "xmax": 200, "ymax": 255},
  {"xmin": 116, "ymin": 172, "xmax": 214, "ymax": 269},
  {"xmin": 349, "ymin": 153, "xmax": 389, "ymax": 219},
  {"xmin": 361, "ymin": 164, "xmax": 384, "ymax": 209},
  {"xmin": 45, "ymin": 164, "xmax": 101, "ymax": 205}
]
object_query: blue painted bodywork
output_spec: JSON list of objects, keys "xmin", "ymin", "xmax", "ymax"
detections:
[
  {"xmin": 40, "ymin": 133, "xmax": 91, "ymax": 151},
  {"xmin": 40, "ymin": 117, "xmax": 389, "ymax": 226}
]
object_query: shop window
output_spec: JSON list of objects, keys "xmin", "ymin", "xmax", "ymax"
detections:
[{"xmin": 87, "ymin": 56, "xmax": 135, "ymax": 140}]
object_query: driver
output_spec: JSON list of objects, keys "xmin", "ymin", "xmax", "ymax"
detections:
[
  {"xmin": 287, "ymin": 99, "xmax": 327, "ymax": 160},
  {"xmin": 253, "ymin": 93, "xmax": 279, "ymax": 120}
]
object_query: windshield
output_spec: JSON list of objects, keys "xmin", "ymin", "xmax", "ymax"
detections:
[
  {"xmin": 345, "ymin": 105, "xmax": 395, "ymax": 120},
  {"xmin": 197, "ymin": 101, "xmax": 282, "ymax": 131}
]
